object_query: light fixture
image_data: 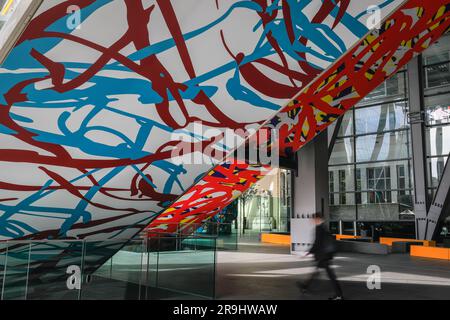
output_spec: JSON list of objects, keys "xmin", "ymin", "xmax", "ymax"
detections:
[{"xmin": 0, "ymin": 0, "xmax": 43, "ymax": 65}]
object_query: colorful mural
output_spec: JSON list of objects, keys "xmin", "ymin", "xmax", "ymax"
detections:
[
  {"xmin": 147, "ymin": 0, "xmax": 450, "ymax": 235},
  {"xmin": 146, "ymin": 159, "xmax": 271, "ymax": 236},
  {"xmin": 0, "ymin": 0, "xmax": 404, "ymax": 241}
]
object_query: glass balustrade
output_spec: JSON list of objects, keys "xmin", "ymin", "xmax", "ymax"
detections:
[{"xmin": 0, "ymin": 227, "xmax": 227, "ymax": 300}]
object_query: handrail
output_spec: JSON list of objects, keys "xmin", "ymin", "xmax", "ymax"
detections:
[
  {"xmin": 143, "ymin": 221, "xmax": 235, "ymax": 237},
  {"xmin": 0, "ymin": 233, "xmax": 221, "ymax": 245}
]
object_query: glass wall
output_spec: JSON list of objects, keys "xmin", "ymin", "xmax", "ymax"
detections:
[
  {"xmin": 422, "ymin": 32, "xmax": 450, "ymax": 199},
  {"xmin": 237, "ymin": 168, "xmax": 292, "ymax": 237},
  {"xmin": 328, "ymin": 32, "xmax": 450, "ymax": 236},
  {"xmin": 329, "ymin": 64, "xmax": 413, "ymax": 222}
]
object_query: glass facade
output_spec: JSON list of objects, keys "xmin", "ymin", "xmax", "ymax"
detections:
[
  {"xmin": 328, "ymin": 32, "xmax": 450, "ymax": 230},
  {"xmin": 228, "ymin": 33, "xmax": 449, "ymax": 240},
  {"xmin": 231, "ymin": 34, "xmax": 449, "ymax": 238},
  {"xmin": 329, "ymin": 67, "xmax": 412, "ymax": 222},
  {"xmin": 423, "ymin": 33, "xmax": 450, "ymax": 199}
]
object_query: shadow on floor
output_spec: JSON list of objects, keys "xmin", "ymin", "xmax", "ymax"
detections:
[{"xmin": 216, "ymin": 243, "xmax": 450, "ymax": 300}]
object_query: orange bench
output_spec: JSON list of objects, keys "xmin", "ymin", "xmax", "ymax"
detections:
[
  {"xmin": 334, "ymin": 234, "xmax": 362, "ymax": 241},
  {"xmin": 261, "ymin": 233, "xmax": 291, "ymax": 245},
  {"xmin": 410, "ymin": 246, "xmax": 450, "ymax": 260},
  {"xmin": 379, "ymin": 237, "xmax": 436, "ymax": 247}
]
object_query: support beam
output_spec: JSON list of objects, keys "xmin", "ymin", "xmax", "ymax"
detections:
[
  {"xmin": 328, "ymin": 116, "xmax": 343, "ymax": 160},
  {"xmin": 291, "ymin": 130, "xmax": 329, "ymax": 253},
  {"xmin": 428, "ymin": 154, "xmax": 450, "ymax": 240},
  {"xmin": 407, "ymin": 56, "xmax": 429, "ymax": 240}
]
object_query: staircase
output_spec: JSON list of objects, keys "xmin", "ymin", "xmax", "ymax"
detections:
[
  {"xmin": 147, "ymin": 0, "xmax": 450, "ymax": 236},
  {"xmin": 0, "ymin": 0, "xmax": 449, "ymax": 278}
]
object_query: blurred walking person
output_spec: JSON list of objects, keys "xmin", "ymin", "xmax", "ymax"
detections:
[{"xmin": 297, "ymin": 215, "xmax": 344, "ymax": 300}]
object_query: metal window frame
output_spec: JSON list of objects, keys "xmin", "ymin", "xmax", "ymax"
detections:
[
  {"xmin": 337, "ymin": 126, "xmax": 410, "ymax": 140},
  {"xmin": 329, "ymin": 156, "xmax": 412, "ymax": 167}
]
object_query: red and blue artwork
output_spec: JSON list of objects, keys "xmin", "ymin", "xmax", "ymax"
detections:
[
  {"xmin": 0, "ymin": 0, "xmax": 406, "ymax": 242},
  {"xmin": 147, "ymin": 0, "xmax": 450, "ymax": 236}
]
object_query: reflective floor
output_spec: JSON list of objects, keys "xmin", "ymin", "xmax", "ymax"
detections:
[{"xmin": 216, "ymin": 241, "xmax": 450, "ymax": 300}]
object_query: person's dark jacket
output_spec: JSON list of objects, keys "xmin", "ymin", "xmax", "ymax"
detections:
[{"xmin": 309, "ymin": 223, "xmax": 337, "ymax": 262}]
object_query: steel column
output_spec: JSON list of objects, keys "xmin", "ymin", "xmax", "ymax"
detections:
[
  {"xmin": 407, "ymin": 56, "xmax": 429, "ymax": 240},
  {"xmin": 427, "ymin": 154, "xmax": 450, "ymax": 240}
]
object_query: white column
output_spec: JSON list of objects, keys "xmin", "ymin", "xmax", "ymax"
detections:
[{"xmin": 291, "ymin": 130, "xmax": 329, "ymax": 254}]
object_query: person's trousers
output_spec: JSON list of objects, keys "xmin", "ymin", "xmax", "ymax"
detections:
[{"xmin": 304, "ymin": 259, "xmax": 343, "ymax": 297}]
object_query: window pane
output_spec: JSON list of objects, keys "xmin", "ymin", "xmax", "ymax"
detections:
[
  {"xmin": 329, "ymin": 193, "xmax": 356, "ymax": 221},
  {"xmin": 424, "ymin": 93, "xmax": 450, "ymax": 126},
  {"xmin": 356, "ymin": 160, "xmax": 411, "ymax": 192},
  {"xmin": 355, "ymin": 131, "xmax": 410, "ymax": 162},
  {"xmin": 424, "ymin": 62, "xmax": 450, "ymax": 89},
  {"xmin": 337, "ymin": 111, "xmax": 353, "ymax": 137},
  {"xmin": 328, "ymin": 165, "xmax": 355, "ymax": 192},
  {"xmin": 425, "ymin": 124, "xmax": 450, "ymax": 157},
  {"xmin": 397, "ymin": 164, "xmax": 406, "ymax": 194},
  {"xmin": 329, "ymin": 171, "xmax": 335, "ymax": 205},
  {"xmin": 422, "ymin": 33, "xmax": 450, "ymax": 89},
  {"xmin": 357, "ymin": 190, "xmax": 414, "ymax": 221},
  {"xmin": 329, "ymin": 137, "xmax": 354, "ymax": 165},
  {"xmin": 359, "ymin": 71, "xmax": 407, "ymax": 105},
  {"xmin": 355, "ymin": 168, "xmax": 362, "ymax": 196},
  {"xmin": 427, "ymin": 156, "xmax": 448, "ymax": 188},
  {"xmin": 355, "ymin": 101, "xmax": 409, "ymax": 135},
  {"xmin": 422, "ymin": 33, "xmax": 450, "ymax": 66}
]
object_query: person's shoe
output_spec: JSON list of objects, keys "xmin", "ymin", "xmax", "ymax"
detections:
[
  {"xmin": 296, "ymin": 281, "xmax": 308, "ymax": 294},
  {"xmin": 328, "ymin": 295, "xmax": 344, "ymax": 300}
]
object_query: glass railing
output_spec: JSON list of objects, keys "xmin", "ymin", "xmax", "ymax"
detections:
[
  {"xmin": 0, "ymin": 234, "xmax": 217, "ymax": 300},
  {"xmin": 145, "ymin": 222, "xmax": 238, "ymax": 251}
]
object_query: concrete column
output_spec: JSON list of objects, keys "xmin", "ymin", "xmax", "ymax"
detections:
[{"xmin": 291, "ymin": 130, "xmax": 329, "ymax": 254}]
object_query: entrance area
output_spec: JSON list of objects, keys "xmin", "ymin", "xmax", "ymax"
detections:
[{"xmin": 237, "ymin": 168, "xmax": 293, "ymax": 240}]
